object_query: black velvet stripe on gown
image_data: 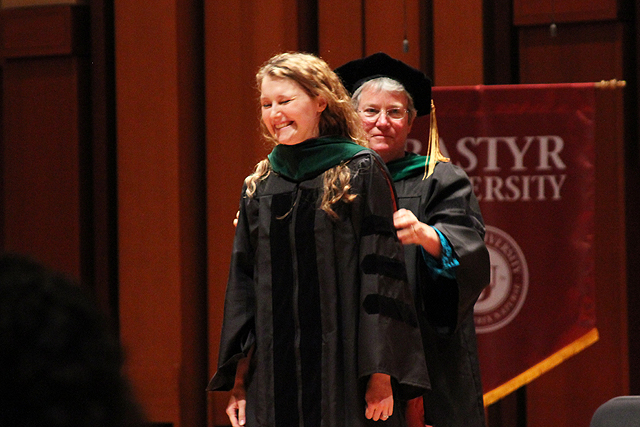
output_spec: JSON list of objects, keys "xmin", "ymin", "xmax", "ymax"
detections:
[
  {"xmin": 270, "ymin": 189, "xmax": 322, "ymax": 427},
  {"xmin": 271, "ymin": 192, "xmax": 299, "ymax": 427},
  {"xmin": 296, "ymin": 189, "xmax": 322, "ymax": 427}
]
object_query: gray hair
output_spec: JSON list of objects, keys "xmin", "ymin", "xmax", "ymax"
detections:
[{"xmin": 351, "ymin": 77, "xmax": 417, "ymax": 122}]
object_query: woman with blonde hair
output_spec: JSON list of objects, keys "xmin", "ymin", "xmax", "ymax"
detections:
[{"xmin": 207, "ymin": 52, "xmax": 429, "ymax": 427}]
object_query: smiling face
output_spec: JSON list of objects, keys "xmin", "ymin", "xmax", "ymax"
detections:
[
  {"xmin": 357, "ymin": 86, "xmax": 413, "ymax": 163},
  {"xmin": 260, "ymin": 75, "xmax": 327, "ymax": 145}
]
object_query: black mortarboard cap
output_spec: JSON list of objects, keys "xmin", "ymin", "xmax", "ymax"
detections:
[{"xmin": 335, "ymin": 52, "xmax": 432, "ymax": 116}]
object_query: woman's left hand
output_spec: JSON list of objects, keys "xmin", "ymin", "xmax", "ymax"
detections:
[
  {"xmin": 393, "ymin": 209, "xmax": 441, "ymax": 258},
  {"xmin": 365, "ymin": 373, "xmax": 394, "ymax": 422}
]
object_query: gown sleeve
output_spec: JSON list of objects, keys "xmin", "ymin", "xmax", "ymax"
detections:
[
  {"xmin": 354, "ymin": 154, "xmax": 430, "ymax": 400},
  {"xmin": 421, "ymin": 227, "xmax": 459, "ymax": 279},
  {"xmin": 206, "ymin": 186, "xmax": 257, "ymax": 391},
  {"xmin": 419, "ymin": 162, "xmax": 490, "ymax": 334}
]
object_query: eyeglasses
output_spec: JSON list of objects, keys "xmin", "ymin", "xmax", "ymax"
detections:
[{"xmin": 358, "ymin": 107, "xmax": 409, "ymax": 121}]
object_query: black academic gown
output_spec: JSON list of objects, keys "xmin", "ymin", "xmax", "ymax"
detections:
[
  {"xmin": 393, "ymin": 160, "xmax": 490, "ymax": 427},
  {"xmin": 208, "ymin": 148, "xmax": 430, "ymax": 427}
]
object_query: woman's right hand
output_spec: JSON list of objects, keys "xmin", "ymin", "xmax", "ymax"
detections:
[
  {"xmin": 365, "ymin": 373, "xmax": 394, "ymax": 421},
  {"xmin": 227, "ymin": 351, "xmax": 252, "ymax": 426},
  {"xmin": 226, "ymin": 384, "xmax": 247, "ymax": 427}
]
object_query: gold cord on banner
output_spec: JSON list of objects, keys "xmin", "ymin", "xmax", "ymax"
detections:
[
  {"xmin": 423, "ymin": 100, "xmax": 450, "ymax": 180},
  {"xmin": 482, "ymin": 328, "xmax": 599, "ymax": 407},
  {"xmin": 595, "ymin": 79, "xmax": 627, "ymax": 89}
]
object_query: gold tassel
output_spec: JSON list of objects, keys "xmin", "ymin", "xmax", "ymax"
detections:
[{"xmin": 423, "ymin": 100, "xmax": 450, "ymax": 179}]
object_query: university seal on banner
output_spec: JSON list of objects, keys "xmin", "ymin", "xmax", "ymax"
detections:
[{"xmin": 474, "ymin": 225, "xmax": 529, "ymax": 333}]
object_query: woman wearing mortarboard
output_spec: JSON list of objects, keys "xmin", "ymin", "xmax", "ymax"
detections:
[{"xmin": 336, "ymin": 53, "xmax": 491, "ymax": 427}]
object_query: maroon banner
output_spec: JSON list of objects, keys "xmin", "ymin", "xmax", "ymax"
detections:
[{"xmin": 409, "ymin": 84, "xmax": 598, "ymax": 405}]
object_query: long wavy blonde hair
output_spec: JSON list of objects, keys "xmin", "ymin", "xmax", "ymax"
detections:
[{"xmin": 246, "ymin": 52, "xmax": 369, "ymax": 218}]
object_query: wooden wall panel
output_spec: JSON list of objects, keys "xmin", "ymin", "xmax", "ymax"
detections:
[
  {"xmin": 514, "ymin": 0, "xmax": 619, "ymax": 26},
  {"xmin": 319, "ymin": 0, "xmax": 426, "ymax": 73},
  {"xmin": 519, "ymin": 19, "xmax": 629, "ymax": 427},
  {"xmin": 519, "ymin": 22, "xmax": 625, "ymax": 84},
  {"xmin": 2, "ymin": 57, "xmax": 85, "ymax": 277},
  {"xmin": 0, "ymin": 5, "xmax": 90, "ymax": 282},
  {"xmin": 0, "ymin": 5, "xmax": 89, "ymax": 58},
  {"xmin": 433, "ymin": 0, "xmax": 483, "ymax": 85},
  {"xmin": 483, "ymin": 0, "xmax": 517, "ymax": 85},
  {"xmin": 1, "ymin": 0, "xmax": 86, "ymax": 7},
  {"xmin": 115, "ymin": 0, "xmax": 206, "ymax": 426},
  {"xmin": 364, "ymin": 0, "xmax": 422, "ymax": 69},
  {"xmin": 318, "ymin": 0, "xmax": 363, "ymax": 68}
]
